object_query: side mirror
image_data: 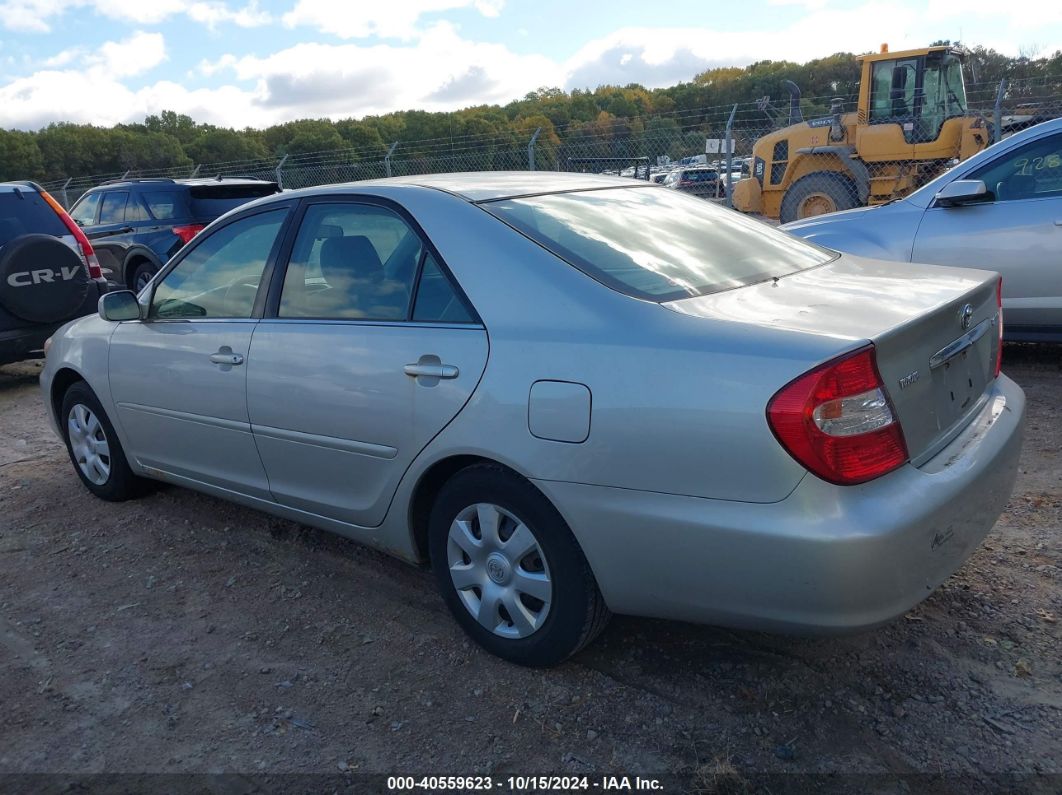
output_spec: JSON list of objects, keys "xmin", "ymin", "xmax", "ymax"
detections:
[
  {"xmin": 935, "ymin": 179, "xmax": 991, "ymax": 207},
  {"xmin": 98, "ymin": 290, "xmax": 142, "ymax": 322}
]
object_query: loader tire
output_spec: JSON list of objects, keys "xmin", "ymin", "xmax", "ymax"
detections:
[{"xmin": 779, "ymin": 172, "xmax": 859, "ymax": 224}]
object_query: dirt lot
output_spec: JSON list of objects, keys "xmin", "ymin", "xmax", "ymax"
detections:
[{"xmin": 0, "ymin": 349, "xmax": 1059, "ymax": 793}]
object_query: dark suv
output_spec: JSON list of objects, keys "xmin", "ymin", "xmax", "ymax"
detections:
[
  {"xmin": 1, "ymin": 182, "xmax": 109, "ymax": 366},
  {"xmin": 69, "ymin": 177, "xmax": 280, "ymax": 291}
]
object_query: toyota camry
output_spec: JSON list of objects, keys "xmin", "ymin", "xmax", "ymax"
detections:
[{"xmin": 41, "ymin": 173, "xmax": 1024, "ymax": 666}]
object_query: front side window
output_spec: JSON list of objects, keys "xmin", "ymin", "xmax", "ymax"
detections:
[
  {"xmin": 869, "ymin": 59, "xmax": 917, "ymax": 122},
  {"xmin": 484, "ymin": 186, "xmax": 834, "ymax": 302},
  {"xmin": 279, "ymin": 203, "xmax": 423, "ymax": 320},
  {"xmin": 98, "ymin": 191, "xmax": 129, "ymax": 224},
  {"xmin": 969, "ymin": 133, "xmax": 1062, "ymax": 202},
  {"xmin": 69, "ymin": 192, "xmax": 101, "ymax": 226},
  {"xmin": 150, "ymin": 208, "xmax": 287, "ymax": 319}
]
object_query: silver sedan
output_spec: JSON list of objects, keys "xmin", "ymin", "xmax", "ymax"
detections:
[
  {"xmin": 783, "ymin": 117, "xmax": 1062, "ymax": 342},
  {"xmin": 41, "ymin": 173, "xmax": 1024, "ymax": 666}
]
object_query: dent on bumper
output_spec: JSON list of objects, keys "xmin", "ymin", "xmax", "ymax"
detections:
[{"xmin": 534, "ymin": 375, "xmax": 1025, "ymax": 633}]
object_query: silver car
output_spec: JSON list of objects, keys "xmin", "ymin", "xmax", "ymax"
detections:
[
  {"xmin": 783, "ymin": 117, "xmax": 1062, "ymax": 342},
  {"xmin": 41, "ymin": 173, "xmax": 1024, "ymax": 666}
]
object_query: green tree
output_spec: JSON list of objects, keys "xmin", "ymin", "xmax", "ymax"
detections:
[{"xmin": 0, "ymin": 129, "xmax": 45, "ymax": 181}]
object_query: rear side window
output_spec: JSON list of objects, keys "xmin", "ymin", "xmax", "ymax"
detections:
[
  {"xmin": 144, "ymin": 191, "xmax": 188, "ymax": 220},
  {"xmin": 126, "ymin": 195, "xmax": 151, "ymax": 222},
  {"xmin": 189, "ymin": 183, "xmax": 280, "ymax": 219},
  {"xmin": 98, "ymin": 191, "xmax": 129, "ymax": 224},
  {"xmin": 484, "ymin": 187, "xmax": 835, "ymax": 301},
  {"xmin": 0, "ymin": 188, "xmax": 67, "ymax": 245}
]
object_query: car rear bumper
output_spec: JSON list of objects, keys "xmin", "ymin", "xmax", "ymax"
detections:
[{"xmin": 534, "ymin": 374, "xmax": 1025, "ymax": 632}]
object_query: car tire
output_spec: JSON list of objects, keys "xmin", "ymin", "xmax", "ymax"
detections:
[
  {"xmin": 428, "ymin": 464, "xmax": 610, "ymax": 667},
  {"xmin": 131, "ymin": 261, "xmax": 159, "ymax": 293},
  {"xmin": 779, "ymin": 172, "xmax": 859, "ymax": 224},
  {"xmin": 60, "ymin": 381, "xmax": 145, "ymax": 501}
]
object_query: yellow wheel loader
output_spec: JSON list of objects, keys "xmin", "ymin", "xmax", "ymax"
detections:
[{"xmin": 732, "ymin": 45, "xmax": 993, "ymax": 223}]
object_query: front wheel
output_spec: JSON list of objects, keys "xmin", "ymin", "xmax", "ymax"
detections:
[
  {"xmin": 428, "ymin": 465, "xmax": 610, "ymax": 666},
  {"xmin": 779, "ymin": 172, "xmax": 859, "ymax": 224},
  {"xmin": 61, "ymin": 382, "xmax": 145, "ymax": 501}
]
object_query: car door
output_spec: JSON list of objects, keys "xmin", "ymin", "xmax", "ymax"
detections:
[
  {"xmin": 84, "ymin": 190, "xmax": 136, "ymax": 280},
  {"xmin": 912, "ymin": 131, "xmax": 1062, "ymax": 335},
  {"xmin": 246, "ymin": 198, "xmax": 488, "ymax": 528},
  {"xmin": 107, "ymin": 204, "xmax": 293, "ymax": 498}
]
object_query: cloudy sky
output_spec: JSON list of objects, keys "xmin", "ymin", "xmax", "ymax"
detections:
[{"xmin": 0, "ymin": 0, "xmax": 1058, "ymax": 130}]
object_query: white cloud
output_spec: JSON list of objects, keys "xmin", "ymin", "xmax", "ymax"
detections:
[
  {"xmin": 0, "ymin": 0, "xmax": 270, "ymax": 32},
  {"xmin": 2, "ymin": 0, "xmax": 1059, "ymax": 132},
  {"xmin": 282, "ymin": 0, "xmax": 506, "ymax": 40},
  {"xmin": 223, "ymin": 22, "xmax": 561, "ymax": 115}
]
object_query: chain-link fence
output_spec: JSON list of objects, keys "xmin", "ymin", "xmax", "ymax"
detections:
[{"xmin": 39, "ymin": 75, "xmax": 1062, "ymax": 224}]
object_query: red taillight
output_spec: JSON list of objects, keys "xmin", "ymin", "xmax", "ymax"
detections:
[
  {"xmin": 995, "ymin": 276, "xmax": 1003, "ymax": 378},
  {"xmin": 172, "ymin": 224, "xmax": 205, "ymax": 245},
  {"xmin": 767, "ymin": 345, "xmax": 909, "ymax": 486},
  {"xmin": 41, "ymin": 190, "xmax": 103, "ymax": 279}
]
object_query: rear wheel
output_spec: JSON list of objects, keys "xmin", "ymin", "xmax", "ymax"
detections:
[
  {"xmin": 61, "ymin": 382, "xmax": 145, "ymax": 501},
  {"xmin": 428, "ymin": 465, "xmax": 609, "ymax": 666},
  {"xmin": 779, "ymin": 172, "xmax": 859, "ymax": 224}
]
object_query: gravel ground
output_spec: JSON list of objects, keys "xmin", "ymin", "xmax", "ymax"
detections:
[{"xmin": 0, "ymin": 348, "xmax": 1059, "ymax": 794}]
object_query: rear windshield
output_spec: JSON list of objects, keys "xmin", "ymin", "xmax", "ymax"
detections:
[
  {"xmin": 188, "ymin": 183, "xmax": 279, "ymax": 219},
  {"xmin": 0, "ymin": 188, "xmax": 67, "ymax": 245},
  {"xmin": 483, "ymin": 187, "xmax": 835, "ymax": 301}
]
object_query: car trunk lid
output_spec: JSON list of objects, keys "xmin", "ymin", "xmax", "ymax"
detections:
[{"xmin": 667, "ymin": 254, "xmax": 1002, "ymax": 463}]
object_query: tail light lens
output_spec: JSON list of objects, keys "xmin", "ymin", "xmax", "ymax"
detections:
[
  {"xmin": 767, "ymin": 345, "xmax": 909, "ymax": 486},
  {"xmin": 172, "ymin": 224, "xmax": 205, "ymax": 245},
  {"xmin": 41, "ymin": 190, "xmax": 103, "ymax": 279},
  {"xmin": 995, "ymin": 276, "xmax": 1003, "ymax": 378}
]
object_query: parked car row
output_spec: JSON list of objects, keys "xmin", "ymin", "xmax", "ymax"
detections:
[
  {"xmin": 69, "ymin": 176, "xmax": 281, "ymax": 291},
  {"xmin": 0, "ymin": 177, "xmax": 281, "ymax": 367}
]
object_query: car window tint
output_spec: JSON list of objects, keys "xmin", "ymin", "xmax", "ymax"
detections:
[
  {"xmin": 0, "ymin": 188, "xmax": 68, "ymax": 243},
  {"xmin": 969, "ymin": 133, "xmax": 1062, "ymax": 201},
  {"xmin": 150, "ymin": 209, "xmax": 286, "ymax": 319},
  {"xmin": 485, "ymin": 186, "xmax": 835, "ymax": 302},
  {"xmin": 412, "ymin": 253, "xmax": 475, "ymax": 323},
  {"xmin": 126, "ymin": 195, "xmax": 150, "ymax": 222},
  {"xmin": 144, "ymin": 192, "xmax": 187, "ymax": 220},
  {"xmin": 98, "ymin": 192, "xmax": 129, "ymax": 224},
  {"xmin": 279, "ymin": 203, "xmax": 423, "ymax": 320},
  {"xmin": 69, "ymin": 192, "xmax": 101, "ymax": 226}
]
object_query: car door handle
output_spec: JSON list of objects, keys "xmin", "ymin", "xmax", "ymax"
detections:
[
  {"xmin": 210, "ymin": 351, "xmax": 244, "ymax": 366},
  {"xmin": 404, "ymin": 363, "xmax": 459, "ymax": 379}
]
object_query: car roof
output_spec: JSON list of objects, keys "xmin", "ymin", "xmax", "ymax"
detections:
[
  {"xmin": 279, "ymin": 171, "xmax": 653, "ymax": 203},
  {"xmin": 0, "ymin": 181, "xmax": 41, "ymax": 192},
  {"xmin": 88, "ymin": 177, "xmax": 277, "ymax": 191}
]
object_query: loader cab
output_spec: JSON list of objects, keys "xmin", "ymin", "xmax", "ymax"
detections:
[{"xmin": 863, "ymin": 47, "xmax": 968, "ymax": 145}]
